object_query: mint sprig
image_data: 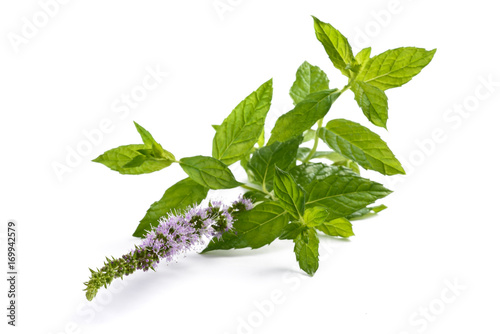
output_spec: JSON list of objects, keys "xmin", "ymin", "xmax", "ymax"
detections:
[{"xmin": 88, "ymin": 16, "xmax": 435, "ymax": 294}]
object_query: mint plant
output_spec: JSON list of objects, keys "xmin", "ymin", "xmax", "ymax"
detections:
[{"xmin": 84, "ymin": 16, "xmax": 435, "ymax": 300}]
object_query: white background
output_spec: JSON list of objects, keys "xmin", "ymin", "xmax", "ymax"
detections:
[{"xmin": 1, "ymin": 1, "xmax": 499, "ymax": 333}]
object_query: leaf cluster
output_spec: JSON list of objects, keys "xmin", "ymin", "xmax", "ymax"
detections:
[{"xmin": 93, "ymin": 16, "xmax": 435, "ymax": 275}]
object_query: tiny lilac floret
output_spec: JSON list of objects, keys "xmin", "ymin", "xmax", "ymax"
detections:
[{"xmin": 84, "ymin": 196, "xmax": 254, "ymax": 301}]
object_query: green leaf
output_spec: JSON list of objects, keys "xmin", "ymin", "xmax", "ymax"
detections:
[
  {"xmin": 316, "ymin": 217, "xmax": 354, "ymax": 237},
  {"xmin": 303, "ymin": 206, "xmax": 329, "ymax": 227},
  {"xmin": 312, "ymin": 16, "xmax": 355, "ymax": 77},
  {"xmin": 370, "ymin": 204, "xmax": 387, "ymax": 213},
  {"xmin": 179, "ymin": 156, "xmax": 241, "ymax": 189},
  {"xmin": 134, "ymin": 122, "xmax": 176, "ymax": 161},
  {"xmin": 354, "ymin": 47, "xmax": 371, "ymax": 70},
  {"xmin": 302, "ymin": 129, "xmax": 316, "ymax": 143},
  {"xmin": 122, "ymin": 154, "xmax": 147, "ymax": 168},
  {"xmin": 136, "ymin": 148, "xmax": 153, "ymax": 156},
  {"xmin": 201, "ymin": 229, "xmax": 248, "ymax": 252},
  {"xmin": 351, "ymin": 82, "xmax": 389, "ymax": 128},
  {"xmin": 296, "ymin": 148, "xmax": 344, "ymax": 162},
  {"xmin": 290, "ymin": 162, "xmax": 357, "ymax": 189},
  {"xmin": 279, "ymin": 222, "xmax": 306, "ymax": 240},
  {"xmin": 339, "ymin": 160, "xmax": 361, "ymax": 175},
  {"xmin": 212, "ymin": 124, "xmax": 220, "ymax": 131},
  {"xmin": 134, "ymin": 122, "xmax": 156, "ymax": 146},
  {"xmin": 314, "ymin": 151, "xmax": 347, "ymax": 163},
  {"xmin": 290, "ymin": 61, "xmax": 330, "ymax": 105},
  {"xmin": 93, "ymin": 144, "xmax": 174, "ymax": 175},
  {"xmin": 133, "ymin": 178, "xmax": 209, "ymax": 237},
  {"xmin": 296, "ymin": 148, "xmax": 360, "ymax": 173},
  {"xmin": 319, "ymin": 119, "xmax": 405, "ymax": 175},
  {"xmin": 296, "ymin": 147, "xmax": 313, "ymax": 162},
  {"xmin": 347, "ymin": 204, "xmax": 387, "ymax": 220},
  {"xmin": 274, "ymin": 167, "xmax": 306, "ymax": 220},
  {"xmin": 94, "ymin": 122, "xmax": 176, "ymax": 174},
  {"xmin": 151, "ymin": 142, "xmax": 174, "ymax": 161},
  {"xmin": 248, "ymin": 136, "xmax": 302, "ymax": 191},
  {"xmin": 306, "ymin": 173, "xmax": 391, "ymax": 218},
  {"xmin": 212, "ymin": 79, "xmax": 273, "ymax": 165},
  {"xmin": 357, "ymin": 47, "xmax": 436, "ymax": 90},
  {"xmin": 257, "ymin": 129, "xmax": 265, "ymax": 148},
  {"xmin": 268, "ymin": 89, "xmax": 340, "ymax": 144},
  {"xmin": 294, "ymin": 228, "xmax": 320, "ymax": 275},
  {"xmin": 201, "ymin": 202, "xmax": 289, "ymax": 252},
  {"xmin": 240, "ymin": 151, "xmax": 252, "ymax": 173},
  {"xmin": 290, "ymin": 163, "xmax": 392, "ymax": 219}
]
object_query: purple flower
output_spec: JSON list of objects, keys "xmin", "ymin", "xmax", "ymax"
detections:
[
  {"xmin": 235, "ymin": 195, "xmax": 254, "ymax": 211},
  {"xmin": 84, "ymin": 196, "xmax": 253, "ymax": 301}
]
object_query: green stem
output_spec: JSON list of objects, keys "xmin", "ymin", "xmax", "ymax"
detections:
[
  {"xmin": 262, "ymin": 180, "xmax": 268, "ymax": 195},
  {"xmin": 340, "ymin": 83, "xmax": 351, "ymax": 94},
  {"xmin": 302, "ymin": 84, "xmax": 352, "ymax": 164},
  {"xmin": 240, "ymin": 183, "xmax": 260, "ymax": 192},
  {"xmin": 303, "ymin": 118, "xmax": 323, "ymax": 163}
]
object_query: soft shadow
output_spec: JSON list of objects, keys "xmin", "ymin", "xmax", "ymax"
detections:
[
  {"xmin": 254, "ymin": 265, "xmax": 306, "ymax": 278},
  {"xmin": 86, "ymin": 259, "xmax": 206, "ymax": 324}
]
